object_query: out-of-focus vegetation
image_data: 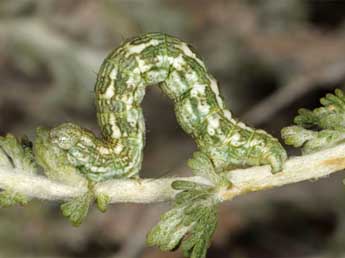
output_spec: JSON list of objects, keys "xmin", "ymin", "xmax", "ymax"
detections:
[{"xmin": 1, "ymin": 0, "xmax": 345, "ymax": 257}]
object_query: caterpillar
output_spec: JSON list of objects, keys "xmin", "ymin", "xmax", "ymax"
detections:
[{"xmin": 50, "ymin": 32, "xmax": 287, "ymax": 182}]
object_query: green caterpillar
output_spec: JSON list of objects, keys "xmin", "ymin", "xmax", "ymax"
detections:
[{"xmin": 50, "ymin": 33, "xmax": 287, "ymax": 182}]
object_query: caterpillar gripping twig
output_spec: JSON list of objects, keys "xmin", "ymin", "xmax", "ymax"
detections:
[{"xmin": 50, "ymin": 32, "xmax": 287, "ymax": 182}]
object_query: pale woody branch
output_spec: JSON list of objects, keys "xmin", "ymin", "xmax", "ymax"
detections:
[
  {"xmin": 222, "ymin": 142, "xmax": 345, "ymax": 200},
  {"xmin": 1, "ymin": 143, "xmax": 345, "ymax": 204},
  {"xmin": 0, "ymin": 168, "xmax": 83, "ymax": 200}
]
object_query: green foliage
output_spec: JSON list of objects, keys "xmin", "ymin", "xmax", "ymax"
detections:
[
  {"xmin": 0, "ymin": 190, "xmax": 29, "ymax": 208},
  {"xmin": 282, "ymin": 89, "xmax": 345, "ymax": 153},
  {"xmin": 0, "ymin": 134, "xmax": 37, "ymax": 207},
  {"xmin": 60, "ymin": 192, "xmax": 93, "ymax": 227},
  {"xmin": 147, "ymin": 151, "xmax": 232, "ymax": 257},
  {"xmin": 96, "ymin": 193, "xmax": 111, "ymax": 213},
  {"xmin": 295, "ymin": 89, "xmax": 345, "ymax": 130},
  {"xmin": 0, "ymin": 134, "xmax": 36, "ymax": 174},
  {"xmin": 188, "ymin": 151, "xmax": 231, "ymax": 187},
  {"xmin": 147, "ymin": 180, "xmax": 219, "ymax": 258}
]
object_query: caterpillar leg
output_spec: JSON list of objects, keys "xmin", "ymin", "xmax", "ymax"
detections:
[
  {"xmin": 241, "ymin": 129, "xmax": 286, "ymax": 173},
  {"xmin": 260, "ymin": 140, "xmax": 287, "ymax": 173},
  {"xmin": 60, "ymin": 190, "xmax": 94, "ymax": 226}
]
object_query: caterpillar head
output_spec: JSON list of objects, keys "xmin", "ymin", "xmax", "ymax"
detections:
[
  {"xmin": 50, "ymin": 123, "xmax": 82, "ymax": 150},
  {"xmin": 49, "ymin": 123, "xmax": 117, "ymax": 179}
]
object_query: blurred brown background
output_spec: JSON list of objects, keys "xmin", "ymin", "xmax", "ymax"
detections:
[{"xmin": 1, "ymin": 0, "xmax": 345, "ymax": 257}]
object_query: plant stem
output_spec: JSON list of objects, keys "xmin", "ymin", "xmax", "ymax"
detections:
[{"xmin": 1, "ymin": 143, "xmax": 345, "ymax": 203}]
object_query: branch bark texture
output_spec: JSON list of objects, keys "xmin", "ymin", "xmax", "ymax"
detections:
[{"xmin": 1, "ymin": 143, "xmax": 345, "ymax": 204}]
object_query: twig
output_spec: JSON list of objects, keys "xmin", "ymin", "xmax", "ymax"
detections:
[
  {"xmin": 0, "ymin": 168, "xmax": 84, "ymax": 200},
  {"xmin": 1, "ymin": 142, "xmax": 345, "ymax": 204}
]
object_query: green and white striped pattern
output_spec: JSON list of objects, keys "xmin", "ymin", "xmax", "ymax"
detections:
[{"xmin": 50, "ymin": 33, "xmax": 287, "ymax": 182}]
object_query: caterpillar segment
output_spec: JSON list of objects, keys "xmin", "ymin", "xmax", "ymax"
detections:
[{"xmin": 50, "ymin": 32, "xmax": 287, "ymax": 182}]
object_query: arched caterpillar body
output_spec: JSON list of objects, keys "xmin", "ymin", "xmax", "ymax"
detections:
[{"xmin": 50, "ymin": 33, "xmax": 287, "ymax": 182}]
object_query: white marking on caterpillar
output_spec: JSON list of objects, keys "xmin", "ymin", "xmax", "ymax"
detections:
[
  {"xmin": 114, "ymin": 144, "xmax": 123, "ymax": 154},
  {"xmin": 177, "ymin": 42, "xmax": 206, "ymax": 69},
  {"xmin": 168, "ymin": 55, "xmax": 185, "ymax": 70},
  {"xmin": 103, "ymin": 84, "xmax": 115, "ymax": 99},
  {"xmin": 127, "ymin": 110, "xmax": 137, "ymax": 127},
  {"xmin": 209, "ymin": 78, "xmax": 224, "ymax": 108},
  {"xmin": 249, "ymin": 138, "xmax": 263, "ymax": 147},
  {"xmin": 110, "ymin": 68, "xmax": 117, "ymax": 79},
  {"xmin": 99, "ymin": 146, "xmax": 111, "ymax": 155},
  {"xmin": 127, "ymin": 39, "xmax": 161, "ymax": 55},
  {"xmin": 135, "ymin": 57, "xmax": 151, "ymax": 73},
  {"xmin": 167, "ymin": 70, "xmax": 189, "ymax": 97},
  {"xmin": 236, "ymin": 121, "xmax": 253, "ymax": 132},
  {"xmin": 109, "ymin": 114, "xmax": 121, "ymax": 139},
  {"xmin": 209, "ymin": 78, "xmax": 219, "ymax": 95},
  {"xmin": 156, "ymin": 55, "xmax": 166, "ymax": 66},
  {"xmin": 191, "ymin": 84, "xmax": 206, "ymax": 97},
  {"xmin": 198, "ymin": 102, "xmax": 210, "ymax": 114},
  {"xmin": 229, "ymin": 133, "xmax": 242, "ymax": 146},
  {"xmin": 81, "ymin": 136, "xmax": 94, "ymax": 146},
  {"xmin": 128, "ymin": 44, "xmax": 147, "ymax": 54},
  {"xmin": 207, "ymin": 114, "xmax": 220, "ymax": 135},
  {"xmin": 223, "ymin": 110, "xmax": 232, "ymax": 120},
  {"xmin": 121, "ymin": 95, "xmax": 134, "ymax": 105},
  {"xmin": 185, "ymin": 100, "xmax": 198, "ymax": 121},
  {"xmin": 185, "ymin": 71, "xmax": 199, "ymax": 83}
]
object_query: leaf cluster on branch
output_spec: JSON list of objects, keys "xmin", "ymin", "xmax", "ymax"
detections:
[{"xmin": 282, "ymin": 89, "xmax": 345, "ymax": 153}]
